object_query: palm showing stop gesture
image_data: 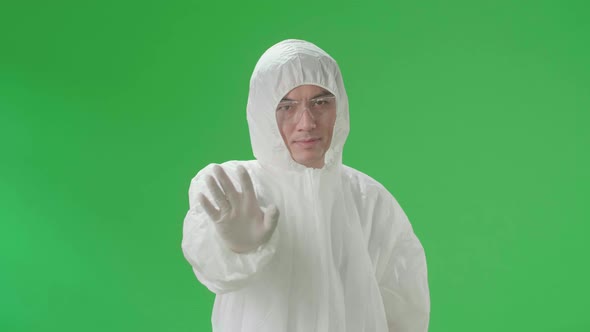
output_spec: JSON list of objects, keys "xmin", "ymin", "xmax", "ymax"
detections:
[{"xmin": 197, "ymin": 164, "xmax": 279, "ymax": 254}]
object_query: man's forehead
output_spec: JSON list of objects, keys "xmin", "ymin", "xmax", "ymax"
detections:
[{"xmin": 281, "ymin": 85, "xmax": 334, "ymax": 101}]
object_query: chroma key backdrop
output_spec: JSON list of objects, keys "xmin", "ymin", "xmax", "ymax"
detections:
[{"xmin": 1, "ymin": 0, "xmax": 588, "ymax": 331}]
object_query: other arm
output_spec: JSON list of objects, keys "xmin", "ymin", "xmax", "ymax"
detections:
[{"xmin": 375, "ymin": 192, "xmax": 430, "ymax": 331}]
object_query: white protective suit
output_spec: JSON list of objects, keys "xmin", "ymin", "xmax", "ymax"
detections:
[{"xmin": 182, "ymin": 39, "xmax": 430, "ymax": 332}]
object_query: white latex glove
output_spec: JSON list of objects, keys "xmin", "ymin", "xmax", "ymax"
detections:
[{"xmin": 197, "ymin": 164, "xmax": 279, "ymax": 254}]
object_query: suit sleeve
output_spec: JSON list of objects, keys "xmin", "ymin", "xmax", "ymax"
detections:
[
  {"xmin": 375, "ymin": 193, "xmax": 430, "ymax": 332},
  {"xmin": 181, "ymin": 163, "xmax": 280, "ymax": 295}
]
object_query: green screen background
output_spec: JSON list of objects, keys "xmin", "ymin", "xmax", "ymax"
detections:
[{"xmin": 1, "ymin": 0, "xmax": 588, "ymax": 331}]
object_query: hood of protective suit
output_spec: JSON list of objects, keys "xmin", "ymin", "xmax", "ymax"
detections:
[{"xmin": 246, "ymin": 39, "xmax": 350, "ymax": 171}]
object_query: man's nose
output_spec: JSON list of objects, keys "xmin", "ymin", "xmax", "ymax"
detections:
[{"xmin": 295, "ymin": 107, "xmax": 316, "ymax": 130}]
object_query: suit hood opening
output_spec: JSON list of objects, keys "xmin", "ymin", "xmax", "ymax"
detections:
[{"xmin": 246, "ymin": 39, "xmax": 350, "ymax": 172}]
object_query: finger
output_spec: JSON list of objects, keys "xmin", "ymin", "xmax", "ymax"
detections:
[
  {"xmin": 262, "ymin": 205, "xmax": 280, "ymax": 239},
  {"xmin": 213, "ymin": 165, "xmax": 239, "ymax": 204},
  {"xmin": 197, "ymin": 192, "xmax": 221, "ymax": 221},
  {"xmin": 237, "ymin": 165, "xmax": 256, "ymax": 197},
  {"xmin": 205, "ymin": 175, "xmax": 231, "ymax": 214}
]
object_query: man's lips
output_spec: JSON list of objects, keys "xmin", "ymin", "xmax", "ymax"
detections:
[
  {"xmin": 293, "ymin": 138, "xmax": 321, "ymax": 147},
  {"xmin": 294, "ymin": 138, "xmax": 320, "ymax": 143}
]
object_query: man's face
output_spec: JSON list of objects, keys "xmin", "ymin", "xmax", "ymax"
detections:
[{"xmin": 275, "ymin": 85, "xmax": 337, "ymax": 168}]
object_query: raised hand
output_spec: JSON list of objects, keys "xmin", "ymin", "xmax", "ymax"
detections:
[{"xmin": 197, "ymin": 164, "xmax": 279, "ymax": 253}]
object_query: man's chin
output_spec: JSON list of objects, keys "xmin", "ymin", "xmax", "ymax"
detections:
[{"xmin": 293, "ymin": 152, "xmax": 325, "ymax": 168}]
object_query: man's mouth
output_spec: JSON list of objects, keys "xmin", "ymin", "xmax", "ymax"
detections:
[
  {"xmin": 295, "ymin": 137, "xmax": 320, "ymax": 143},
  {"xmin": 294, "ymin": 138, "xmax": 320, "ymax": 147}
]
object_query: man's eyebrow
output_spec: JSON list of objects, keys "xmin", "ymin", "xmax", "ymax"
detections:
[
  {"xmin": 312, "ymin": 91, "xmax": 335, "ymax": 99},
  {"xmin": 280, "ymin": 90, "xmax": 335, "ymax": 102}
]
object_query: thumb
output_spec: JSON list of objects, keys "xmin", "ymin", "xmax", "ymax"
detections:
[{"xmin": 262, "ymin": 205, "xmax": 279, "ymax": 235}]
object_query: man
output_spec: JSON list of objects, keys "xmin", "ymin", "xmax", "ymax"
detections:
[{"xmin": 181, "ymin": 39, "xmax": 430, "ymax": 331}]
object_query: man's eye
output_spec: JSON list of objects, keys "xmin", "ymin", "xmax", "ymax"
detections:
[
  {"xmin": 277, "ymin": 104, "xmax": 292, "ymax": 112},
  {"xmin": 313, "ymin": 98, "xmax": 330, "ymax": 106}
]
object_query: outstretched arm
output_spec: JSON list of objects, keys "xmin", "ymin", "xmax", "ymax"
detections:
[{"xmin": 181, "ymin": 163, "xmax": 280, "ymax": 294}]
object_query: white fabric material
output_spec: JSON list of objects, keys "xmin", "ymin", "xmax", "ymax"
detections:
[{"xmin": 181, "ymin": 39, "xmax": 430, "ymax": 332}]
